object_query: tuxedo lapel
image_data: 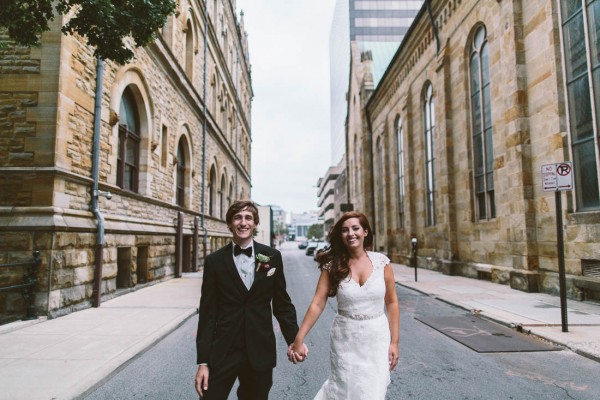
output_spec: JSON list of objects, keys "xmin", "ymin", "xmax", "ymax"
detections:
[
  {"xmin": 248, "ymin": 241, "xmax": 270, "ymax": 292},
  {"xmin": 222, "ymin": 243, "xmax": 249, "ymax": 295}
]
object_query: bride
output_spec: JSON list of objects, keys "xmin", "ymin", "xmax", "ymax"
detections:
[{"xmin": 289, "ymin": 211, "xmax": 400, "ymax": 399}]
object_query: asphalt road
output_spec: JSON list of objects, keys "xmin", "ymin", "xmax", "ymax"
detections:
[{"xmin": 84, "ymin": 244, "xmax": 600, "ymax": 400}]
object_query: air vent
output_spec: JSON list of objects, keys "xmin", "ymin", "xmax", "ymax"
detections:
[{"xmin": 582, "ymin": 259, "xmax": 600, "ymax": 278}]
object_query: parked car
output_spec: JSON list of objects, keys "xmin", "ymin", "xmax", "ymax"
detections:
[
  {"xmin": 298, "ymin": 240, "xmax": 309, "ymax": 249},
  {"xmin": 305, "ymin": 241, "xmax": 319, "ymax": 256},
  {"xmin": 313, "ymin": 242, "xmax": 329, "ymax": 260}
]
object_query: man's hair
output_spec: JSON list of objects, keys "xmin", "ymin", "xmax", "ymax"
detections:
[{"xmin": 225, "ymin": 200, "xmax": 260, "ymax": 225}]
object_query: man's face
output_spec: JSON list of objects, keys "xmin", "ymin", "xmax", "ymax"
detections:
[{"xmin": 228, "ymin": 208, "xmax": 257, "ymax": 245}]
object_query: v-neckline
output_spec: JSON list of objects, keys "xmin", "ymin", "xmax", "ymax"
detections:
[{"xmin": 349, "ymin": 251, "xmax": 374, "ymax": 287}]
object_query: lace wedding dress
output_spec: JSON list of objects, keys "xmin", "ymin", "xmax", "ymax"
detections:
[{"xmin": 314, "ymin": 251, "xmax": 391, "ymax": 400}]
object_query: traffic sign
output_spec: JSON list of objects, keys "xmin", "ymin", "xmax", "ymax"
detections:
[{"xmin": 542, "ymin": 162, "xmax": 573, "ymax": 192}]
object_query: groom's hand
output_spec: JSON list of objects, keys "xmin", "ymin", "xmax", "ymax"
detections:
[
  {"xmin": 195, "ymin": 365, "xmax": 209, "ymax": 397},
  {"xmin": 288, "ymin": 343, "xmax": 309, "ymax": 364}
]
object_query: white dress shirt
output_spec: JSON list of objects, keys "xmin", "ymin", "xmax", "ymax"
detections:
[{"xmin": 233, "ymin": 243, "xmax": 255, "ymax": 289}]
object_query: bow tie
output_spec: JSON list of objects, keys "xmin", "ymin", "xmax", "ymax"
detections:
[{"xmin": 234, "ymin": 244, "xmax": 253, "ymax": 258}]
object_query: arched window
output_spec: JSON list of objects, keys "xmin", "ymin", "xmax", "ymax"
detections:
[
  {"xmin": 559, "ymin": 1, "xmax": 600, "ymax": 210},
  {"xmin": 424, "ymin": 83, "xmax": 436, "ymax": 226},
  {"xmin": 228, "ymin": 180, "xmax": 233, "ymax": 210},
  {"xmin": 396, "ymin": 117, "xmax": 405, "ymax": 228},
  {"xmin": 470, "ymin": 25, "xmax": 495, "ymax": 220},
  {"xmin": 185, "ymin": 20, "xmax": 194, "ymax": 79},
  {"xmin": 176, "ymin": 139, "xmax": 186, "ymax": 207},
  {"xmin": 208, "ymin": 165, "xmax": 216, "ymax": 216},
  {"xmin": 219, "ymin": 175, "xmax": 226, "ymax": 219},
  {"xmin": 376, "ymin": 136, "xmax": 384, "ymax": 234},
  {"xmin": 354, "ymin": 135, "xmax": 359, "ymax": 196},
  {"xmin": 118, "ymin": 87, "xmax": 140, "ymax": 192}
]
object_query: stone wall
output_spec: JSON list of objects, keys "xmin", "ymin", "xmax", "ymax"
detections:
[
  {"xmin": 353, "ymin": 0, "xmax": 600, "ymax": 299},
  {"xmin": 0, "ymin": 1, "xmax": 253, "ymax": 322}
]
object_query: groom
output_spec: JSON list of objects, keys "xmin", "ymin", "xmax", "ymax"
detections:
[{"xmin": 195, "ymin": 200, "xmax": 304, "ymax": 399}]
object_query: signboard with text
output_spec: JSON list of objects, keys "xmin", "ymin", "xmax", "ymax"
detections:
[{"xmin": 542, "ymin": 162, "xmax": 573, "ymax": 192}]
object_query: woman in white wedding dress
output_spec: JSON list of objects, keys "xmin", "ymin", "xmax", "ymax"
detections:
[{"xmin": 289, "ymin": 212, "xmax": 400, "ymax": 400}]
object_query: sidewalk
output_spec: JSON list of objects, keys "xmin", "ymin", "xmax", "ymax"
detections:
[
  {"xmin": 0, "ymin": 272, "xmax": 202, "ymax": 400},
  {"xmin": 1, "ymin": 264, "xmax": 600, "ymax": 400},
  {"xmin": 391, "ymin": 263, "xmax": 600, "ymax": 362}
]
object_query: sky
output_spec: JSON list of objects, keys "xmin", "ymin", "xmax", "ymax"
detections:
[{"xmin": 235, "ymin": 0, "xmax": 336, "ymax": 214}]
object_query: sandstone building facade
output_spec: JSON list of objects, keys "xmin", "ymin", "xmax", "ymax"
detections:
[
  {"xmin": 0, "ymin": 0, "xmax": 252, "ymax": 322},
  {"xmin": 347, "ymin": 0, "xmax": 600, "ymax": 300}
]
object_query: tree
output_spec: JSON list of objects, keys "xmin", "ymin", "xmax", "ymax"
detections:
[
  {"xmin": 307, "ymin": 224, "xmax": 324, "ymax": 240},
  {"xmin": 0, "ymin": 0, "xmax": 176, "ymax": 64}
]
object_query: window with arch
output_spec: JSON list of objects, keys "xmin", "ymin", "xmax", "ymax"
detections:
[
  {"xmin": 208, "ymin": 165, "xmax": 216, "ymax": 216},
  {"xmin": 185, "ymin": 20, "xmax": 194, "ymax": 79},
  {"xmin": 228, "ymin": 181, "xmax": 234, "ymax": 211},
  {"xmin": 176, "ymin": 138, "xmax": 186, "ymax": 207},
  {"xmin": 396, "ymin": 117, "xmax": 405, "ymax": 228},
  {"xmin": 469, "ymin": 25, "xmax": 496, "ymax": 220},
  {"xmin": 354, "ymin": 135, "xmax": 360, "ymax": 196},
  {"xmin": 376, "ymin": 136, "xmax": 384, "ymax": 234},
  {"xmin": 424, "ymin": 83, "xmax": 436, "ymax": 226},
  {"xmin": 559, "ymin": 1, "xmax": 600, "ymax": 210},
  {"xmin": 219, "ymin": 174, "xmax": 226, "ymax": 219},
  {"xmin": 118, "ymin": 87, "xmax": 140, "ymax": 192}
]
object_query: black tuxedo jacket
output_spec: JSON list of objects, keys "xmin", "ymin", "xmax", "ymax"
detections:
[{"xmin": 196, "ymin": 241, "xmax": 299, "ymax": 371}]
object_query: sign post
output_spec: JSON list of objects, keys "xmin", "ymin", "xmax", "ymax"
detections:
[{"xmin": 542, "ymin": 161, "xmax": 573, "ymax": 333}]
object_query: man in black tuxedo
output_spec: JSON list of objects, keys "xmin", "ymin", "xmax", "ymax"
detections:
[{"xmin": 195, "ymin": 200, "xmax": 305, "ymax": 399}]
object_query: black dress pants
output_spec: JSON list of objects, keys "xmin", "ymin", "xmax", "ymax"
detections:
[{"xmin": 201, "ymin": 348, "xmax": 273, "ymax": 400}]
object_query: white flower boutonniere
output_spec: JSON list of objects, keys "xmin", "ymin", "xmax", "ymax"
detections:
[{"xmin": 255, "ymin": 253, "xmax": 271, "ymax": 272}]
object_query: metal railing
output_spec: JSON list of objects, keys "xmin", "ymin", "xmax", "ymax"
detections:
[{"xmin": 0, "ymin": 251, "xmax": 40, "ymax": 320}]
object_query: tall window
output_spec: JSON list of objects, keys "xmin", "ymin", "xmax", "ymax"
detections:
[
  {"xmin": 185, "ymin": 20, "xmax": 194, "ymax": 79},
  {"xmin": 424, "ymin": 83, "xmax": 436, "ymax": 226},
  {"xmin": 396, "ymin": 117, "xmax": 405, "ymax": 228},
  {"xmin": 219, "ymin": 175, "xmax": 225, "ymax": 220},
  {"xmin": 208, "ymin": 166, "xmax": 216, "ymax": 216},
  {"xmin": 469, "ymin": 25, "xmax": 496, "ymax": 220},
  {"xmin": 176, "ymin": 139, "xmax": 186, "ymax": 207},
  {"xmin": 376, "ymin": 136, "xmax": 384, "ymax": 234},
  {"xmin": 354, "ymin": 135, "xmax": 360, "ymax": 196},
  {"xmin": 118, "ymin": 87, "xmax": 140, "ymax": 192},
  {"xmin": 560, "ymin": 0, "xmax": 600, "ymax": 210}
]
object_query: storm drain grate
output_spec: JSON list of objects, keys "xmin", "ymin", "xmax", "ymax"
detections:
[{"xmin": 582, "ymin": 259, "xmax": 600, "ymax": 278}]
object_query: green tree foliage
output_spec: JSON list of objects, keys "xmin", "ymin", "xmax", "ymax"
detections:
[
  {"xmin": 0, "ymin": 0, "xmax": 176, "ymax": 64},
  {"xmin": 307, "ymin": 224, "xmax": 324, "ymax": 240}
]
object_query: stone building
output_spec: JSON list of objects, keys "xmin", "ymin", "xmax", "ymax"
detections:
[
  {"xmin": 347, "ymin": 0, "xmax": 600, "ymax": 300},
  {"xmin": 0, "ymin": 0, "xmax": 252, "ymax": 323}
]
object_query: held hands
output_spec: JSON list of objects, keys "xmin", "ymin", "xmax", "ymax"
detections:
[{"xmin": 287, "ymin": 341, "xmax": 309, "ymax": 364}]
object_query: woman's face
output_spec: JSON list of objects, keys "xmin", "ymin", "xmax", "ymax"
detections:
[{"xmin": 340, "ymin": 217, "xmax": 368, "ymax": 250}]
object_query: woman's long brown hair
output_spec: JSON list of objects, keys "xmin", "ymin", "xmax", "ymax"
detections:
[{"xmin": 316, "ymin": 211, "xmax": 374, "ymax": 297}]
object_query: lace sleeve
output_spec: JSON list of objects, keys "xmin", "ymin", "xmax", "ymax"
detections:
[{"xmin": 320, "ymin": 261, "xmax": 332, "ymax": 271}]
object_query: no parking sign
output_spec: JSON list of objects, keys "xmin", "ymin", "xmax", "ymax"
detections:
[{"xmin": 542, "ymin": 162, "xmax": 573, "ymax": 191}]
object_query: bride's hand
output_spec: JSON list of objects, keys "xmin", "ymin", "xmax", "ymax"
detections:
[
  {"xmin": 288, "ymin": 341, "xmax": 308, "ymax": 364},
  {"xmin": 388, "ymin": 343, "xmax": 399, "ymax": 371}
]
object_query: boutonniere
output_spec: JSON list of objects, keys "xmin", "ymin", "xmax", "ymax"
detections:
[{"xmin": 255, "ymin": 253, "xmax": 271, "ymax": 272}]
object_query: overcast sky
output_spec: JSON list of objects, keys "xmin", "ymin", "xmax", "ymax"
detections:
[{"xmin": 235, "ymin": 0, "xmax": 336, "ymax": 214}]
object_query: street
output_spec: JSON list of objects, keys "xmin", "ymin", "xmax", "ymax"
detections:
[{"xmin": 84, "ymin": 245, "xmax": 600, "ymax": 400}]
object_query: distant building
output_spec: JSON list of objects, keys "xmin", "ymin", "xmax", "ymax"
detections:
[
  {"xmin": 289, "ymin": 211, "xmax": 321, "ymax": 241},
  {"xmin": 329, "ymin": 0, "xmax": 423, "ymax": 165},
  {"xmin": 325, "ymin": 1, "xmax": 423, "ymax": 219},
  {"xmin": 317, "ymin": 161, "xmax": 344, "ymax": 231}
]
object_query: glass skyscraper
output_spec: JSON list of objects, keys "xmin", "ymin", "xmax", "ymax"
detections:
[{"xmin": 329, "ymin": 0, "xmax": 423, "ymax": 164}]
